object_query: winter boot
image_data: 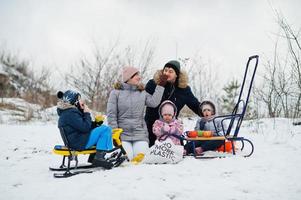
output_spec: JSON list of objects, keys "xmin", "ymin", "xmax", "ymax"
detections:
[
  {"xmin": 131, "ymin": 153, "xmax": 145, "ymax": 165},
  {"xmin": 93, "ymin": 150, "xmax": 113, "ymax": 169},
  {"xmin": 183, "ymin": 149, "xmax": 187, "ymax": 156},
  {"xmin": 87, "ymin": 153, "xmax": 96, "ymax": 164},
  {"xmin": 195, "ymin": 147, "xmax": 203, "ymax": 156}
]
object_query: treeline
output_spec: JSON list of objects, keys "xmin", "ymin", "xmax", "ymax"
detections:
[{"xmin": 0, "ymin": 11, "xmax": 300, "ymax": 119}]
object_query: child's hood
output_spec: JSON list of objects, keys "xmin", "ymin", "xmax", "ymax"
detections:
[
  {"xmin": 199, "ymin": 100, "xmax": 218, "ymax": 117},
  {"xmin": 158, "ymin": 100, "xmax": 178, "ymax": 120}
]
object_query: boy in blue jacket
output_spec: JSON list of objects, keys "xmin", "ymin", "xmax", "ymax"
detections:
[{"xmin": 57, "ymin": 90, "xmax": 113, "ymax": 169}]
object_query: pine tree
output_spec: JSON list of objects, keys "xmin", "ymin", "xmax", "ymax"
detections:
[{"xmin": 221, "ymin": 80, "xmax": 240, "ymax": 114}]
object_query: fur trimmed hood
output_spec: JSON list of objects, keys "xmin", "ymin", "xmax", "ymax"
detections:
[
  {"xmin": 56, "ymin": 100, "xmax": 77, "ymax": 116},
  {"xmin": 57, "ymin": 100, "xmax": 76, "ymax": 110},
  {"xmin": 113, "ymin": 81, "xmax": 145, "ymax": 91},
  {"xmin": 153, "ymin": 69, "xmax": 188, "ymax": 88}
]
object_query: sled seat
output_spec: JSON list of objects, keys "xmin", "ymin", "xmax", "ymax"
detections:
[
  {"xmin": 184, "ymin": 135, "xmax": 242, "ymax": 154},
  {"xmin": 185, "ymin": 135, "xmax": 239, "ymax": 153},
  {"xmin": 185, "ymin": 136, "xmax": 225, "ymax": 141},
  {"xmin": 52, "ymin": 128, "xmax": 123, "ymax": 156},
  {"xmin": 53, "ymin": 145, "xmax": 96, "ymax": 156}
]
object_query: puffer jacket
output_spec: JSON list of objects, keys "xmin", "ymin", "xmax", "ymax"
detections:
[
  {"xmin": 145, "ymin": 69, "xmax": 200, "ymax": 124},
  {"xmin": 57, "ymin": 101, "xmax": 92, "ymax": 150},
  {"xmin": 152, "ymin": 100, "xmax": 183, "ymax": 145},
  {"xmin": 194, "ymin": 116, "xmax": 223, "ymax": 136},
  {"xmin": 107, "ymin": 82, "xmax": 164, "ymax": 142}
]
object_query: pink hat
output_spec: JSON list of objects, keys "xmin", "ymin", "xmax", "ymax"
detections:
[
  {"xmin": 161, "ymin": 103, "xmax": 175, "ymax": 116},
  {"xmin": 122, "ymin": 66, "xmax": 139, "ymax": 82}
]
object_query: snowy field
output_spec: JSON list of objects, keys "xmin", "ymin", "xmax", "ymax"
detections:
[{"xmin": 1, "ymin": 118, "xmax": 301, "ymax": 200}]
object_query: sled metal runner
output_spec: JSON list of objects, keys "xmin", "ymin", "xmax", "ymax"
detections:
[
  {"xmin": 50, "ymin": 128, "xmax": 129, "ymax": 178},
  {"xmin": 185, "ymin": 55, "xmax": 259, "ymax": 158}
]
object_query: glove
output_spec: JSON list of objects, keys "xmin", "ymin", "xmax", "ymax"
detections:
[
  {"xmin": 163, "ymin": 123, "xmax": 171, "ymax": 132},
  {"xmin": 158, "ymin": 74, "xmax": 168, "ymax": 86}
]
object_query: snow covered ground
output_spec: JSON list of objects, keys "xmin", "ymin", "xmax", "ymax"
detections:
[{"xmin": 1, "ymin": 118, "xmax": 301, "ymax": 200}]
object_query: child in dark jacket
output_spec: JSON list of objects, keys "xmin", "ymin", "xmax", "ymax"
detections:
[
  {"xmin": 57, "ymin": 90, "xmax": 113, "ymax": 169},
  {"xmin": 184, "ymin": 100, "xmax": 224, "ymax": 155},
  {"xmin": 152, "ymin": 100, "xmax": 183, "ymax": 145}
]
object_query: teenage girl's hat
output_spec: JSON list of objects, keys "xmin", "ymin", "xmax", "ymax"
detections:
[{"xmin": 122, "ymin": 66, "xmax": 139, "ymax": 83}]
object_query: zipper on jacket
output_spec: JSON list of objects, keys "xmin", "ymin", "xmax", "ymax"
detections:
[{"xmin": 130, "ymin": 89, "xmax": 134, "ymax": 140}]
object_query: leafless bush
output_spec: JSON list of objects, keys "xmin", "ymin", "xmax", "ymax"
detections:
[
  {"xmin": 23, "ymin": 68, "xmax": 57, "ymax": 108},
  {"xmin": 0, "ymin": 49, "xmax": 56, "ymax": 108},
  {"xmin": 0, "ymin": 50, "xmax": 28, "ymax": 97},
  {"xmin": 0, "ymin": 101, "xmax": 18, "ymax": 110}
]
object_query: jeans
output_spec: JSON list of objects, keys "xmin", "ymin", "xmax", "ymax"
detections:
[
  {"xmin": 122, "ymin": 140, "xmax": 149, "ymax": 160},
  {"xmin": 85, "ymin": 125, "xmax": 113, "ymax": 151}
]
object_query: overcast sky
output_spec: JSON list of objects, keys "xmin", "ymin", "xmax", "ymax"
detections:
[{"xmin": 0, "ymin": 0, "xmax": 300, "ymax": 85}]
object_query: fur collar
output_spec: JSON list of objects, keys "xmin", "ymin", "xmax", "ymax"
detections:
[
  {"xmin": 153, "ymin": 69, "xmax": 188, "ymax": 88},
  {"xmin": 57, "ymin": 100, "xmax": 76, "ymax": 110},
  {"xmin": 113, "ymin": 82, "xmax": 145, "ymax": 91}
]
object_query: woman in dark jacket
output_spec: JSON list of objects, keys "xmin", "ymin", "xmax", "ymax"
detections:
[
  {"xmin": 57, "ymin": 90, "xmax": 113, "ymax": 169},
  {"xmin": 145, "ymin": 60, "xmax": 201, "ymax": 147}
]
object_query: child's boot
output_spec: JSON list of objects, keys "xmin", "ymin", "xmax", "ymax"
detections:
[
  {"xmin": 131, "ymin": 153, "xmax": 145, "ymax": 164},
  {"xmin": 93, "ymin": 150, "xmax": 113, "ymax": 169},
  {"xmin": 195, "ymin": 147, "xmax": 203, "ymax": 156},
  {"xmin": 87, "ymin": 153, "xmax": 95, "ymax": 163}
]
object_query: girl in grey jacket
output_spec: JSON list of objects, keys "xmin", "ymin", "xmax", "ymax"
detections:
[
  {"xmin": 185, "ymin": 100, "xmax": 224, "ymax": 155},
  {"xmin": 107, "ymin": 66, "xmax": 167, "ymax": 160}
]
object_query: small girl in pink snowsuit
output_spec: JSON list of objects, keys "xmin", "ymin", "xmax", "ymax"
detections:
[{"xmin": 152, "ymin": 100, "xmax": 183, "ymax": 145}]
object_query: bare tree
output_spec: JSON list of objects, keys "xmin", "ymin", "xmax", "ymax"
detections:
[
  {"xmin": 66, "ymin": 40, "xmax": 156, "ymax": 112},
  {"xmin": 176, "ymin": 55, "xmax": 221, "ymax": 117},
  {"xmin": 181, "ymin": 55, "xmax": 220, "ymax": 103},
  {"xmin": 254, "ymin": 9, "xmax": 301, "ymax": 118},
  {"xmin": 66, "ymin": 41, "xmax": 120, "ymax": 111},
  {"xmin": 275, "ymin": 11, "xmax": 301, "ymax": 117},
  {"xmin": 123, "ymin": 39, "xmax": 156, "ymax": 83}
]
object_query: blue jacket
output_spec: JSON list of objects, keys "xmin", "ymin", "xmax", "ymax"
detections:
[{"xmin": 57, "ymin": 103, "xmax": 92, "ymax": 150}]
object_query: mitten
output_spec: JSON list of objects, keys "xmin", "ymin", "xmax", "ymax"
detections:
[
  {"xmin": 163, "ymin": 123, "xmax": 171, "ymax": 132},
  {"xmin": 158, "ymin": 74, "xmax": 168, "ymax": 86}
]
